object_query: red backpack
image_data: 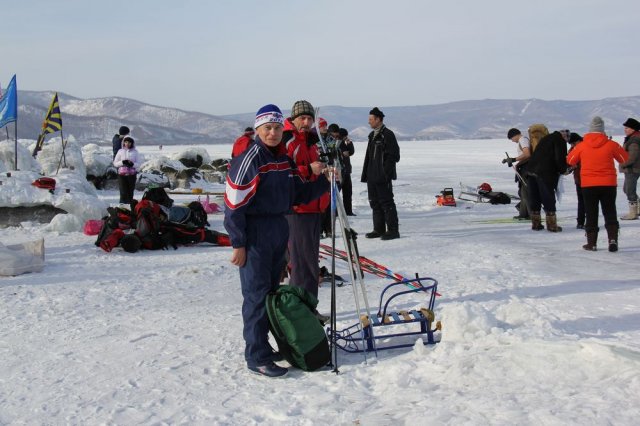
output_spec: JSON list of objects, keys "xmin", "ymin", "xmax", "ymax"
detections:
[
  {"xmin": 134, "ymin": 199, "xmax": 167, "ymax": 249},
  {"xmin": 32, "ymin": 177, "xmax": 56, "ymax": 191}
]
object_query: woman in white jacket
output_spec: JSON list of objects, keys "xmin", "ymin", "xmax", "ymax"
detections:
[{"xmin": 113, "ymin": 136, "xmax": 141, "ymax": 204}]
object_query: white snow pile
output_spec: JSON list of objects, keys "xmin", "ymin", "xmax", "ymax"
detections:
[
  {"xmin": 82, "ymin": 143, "xmax": 115, "ymax": 177},
  {"xmin": 0, "ymin": 138, "xmax": 108, "ymax": 231}
]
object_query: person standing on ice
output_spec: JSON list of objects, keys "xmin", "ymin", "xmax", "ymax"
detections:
[
  {"xmin": 619, "ymin": 117, "xmax": 640, "ymax": 220},
  {"xmin": 567, "ymin": 116, "xmax": 628, "ymax": 252},
  {"xmin": 112, "ymin": 125, "xmax": 130, "ymax": 159},
  {"xmin": 283, "ymin": 100, "xmax": 330, "ymax": 306},
  {"xmin": 526, "ymin": 127, "xmax": 569, "ymax": 232},
  {"xmin": 361, "ymin": 107, "xmax": 400, "ymax": 240},
  {"xmin": 224, "ymin": 104, "xmax": 329, "ymax": 378},
  {"xmin": 504, "ymin": 128, "xmax": 531, "ymax": 220},
  {"xmin": 337, "ymin": 127, "xmax": 356, "ymax": 216},
  {"xmin": 113, "ymin": 136, "xmax": 141, "ymax": 205}
]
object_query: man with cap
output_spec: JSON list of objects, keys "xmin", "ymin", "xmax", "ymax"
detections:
[
  {"xmin": 567, "ymin": 116, "xmax": 628, "ymax": 251},
  {"xmin": 361, "ymin": 107, "xmax": 400, "ymax": 240},
  {"xmin": 283, "ymin": 100, "xmax": 330, "ymax": 305},
  {"xmin": 224, "ymin": 103, "xmax": 329, "ymax": 377},
  {"xmin": 619, "ymin": 117, "xmax": 640, "ymax": 220},
  {"xmin": 112, "ymin": 125, "xmax": 130, "ymax": 159},
  {"xmin": 526, "ymin": 127, "xmax": 569, "ymax": 232},
  {"xmin": 566, "ymin": 132, "xmax": 586, "ymax": 229},
  {"xmin": 231, "ymin": 127, "xmax": 255, "ymax": 158},
  {"xmin": 504, "ymin": 128, "xmax": 531, "ymax": 220}
]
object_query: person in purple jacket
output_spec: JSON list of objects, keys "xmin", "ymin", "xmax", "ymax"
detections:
[
  {"xmin": 224, "ymin": 104, "xmax": 329, "ymax": 378},
  {"xmin": 113, "ymin": 136, "xmax": 141, "ymax": 204}
]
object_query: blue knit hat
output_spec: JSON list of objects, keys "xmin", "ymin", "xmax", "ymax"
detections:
[{"xmin": 255, "ymin": 104, "xmax": 284, "ymax": 128}]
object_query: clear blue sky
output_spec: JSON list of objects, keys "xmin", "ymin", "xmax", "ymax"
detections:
[{"xmin": 3, "ymin": 0, "xmax": 639, "ymax": 116}]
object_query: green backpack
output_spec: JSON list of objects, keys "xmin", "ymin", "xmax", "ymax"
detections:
[{"xmin": 266, "ymin": 285, "xmax": 330, "ymax": 372}]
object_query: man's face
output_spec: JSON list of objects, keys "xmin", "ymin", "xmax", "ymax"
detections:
[
  {"xmin": 368, "ymin": 115, "xmax": 381, "ymax": 129},
  {"xmin": 624, "ymin": 126, "xmax": 635, "ymax": 136},
  {"xmin": 256, "ymin": 123, "xmax": 284, "ymax": 147},
  {"xmin": 293, "ymin": 115, "xmax": 314, "ymax": 133},
  {"xmin": 510, "ymin": 135, "xmax": 520, "ymax": 143},
  {"xmin": 330, "ymin": 131, "xmax": 340, "ymax": 140}
]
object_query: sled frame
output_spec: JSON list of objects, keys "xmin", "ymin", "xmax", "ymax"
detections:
[{"xmin": 328, "ymin": 276, "xmax": 441, "ymax": 353}]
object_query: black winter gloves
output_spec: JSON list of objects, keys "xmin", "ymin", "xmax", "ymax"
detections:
[{"xmin": 122, "ymin": 160, "xmax": 134, "ymax": 167}]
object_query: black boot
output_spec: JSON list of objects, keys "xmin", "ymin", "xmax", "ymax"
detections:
[
  {"xmin": 605, "ymin": 223, "xmax": 619, "ymax": 252},
  {"xmin": 381, "ymin": 229, "xmax": 400, "ymax": 240},
  {"xmin": 582, "ymin": 228, "xmax": 598, "ymax": 251}
]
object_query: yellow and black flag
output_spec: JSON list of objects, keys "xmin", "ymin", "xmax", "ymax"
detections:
[{"xmin": 33, "ymin": 92, "xmax": 63, "ymax": 157}]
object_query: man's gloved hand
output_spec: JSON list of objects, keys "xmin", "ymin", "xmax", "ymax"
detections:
[
  {"xmin": 502, "ymin": 157, "xmax": 516, "ymax": 167},
  {"xmin": 122, "ymin": 160, "xmax": 133, "ymax": 167}
]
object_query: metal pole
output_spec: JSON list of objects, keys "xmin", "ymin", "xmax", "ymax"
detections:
[{"xmin": 13, "ymin": 122, "xmax": 18, "ymax": 170}]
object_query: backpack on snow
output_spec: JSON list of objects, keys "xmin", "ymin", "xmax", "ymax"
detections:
[
  {"xmin": 266, "ymin": 285, "xmax": 330, "ymax": 372},
  {"xmin": 134, "ymin": 199, "xmax": 168, "ymax": 249},
  {"xmin": 142, "ymin": 187, "xmax": 174, "ymax": 208}
]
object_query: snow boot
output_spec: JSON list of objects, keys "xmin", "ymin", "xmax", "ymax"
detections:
[
  {"xmin": 620, "ymin": 202, "xmax": 638, "ymax": 220},
  {"xmin": 582, "ymin": 228, "xmax": 598, "ymax": 251},
  {"xmin": 381, "ymin": 229, "xmax": 400, "ymax": 240},
  {"xmin": 605, "ymin": 223, "xmax": 619, "ymax": 252},
  {"xmin": 545, "ymin": 212, "xmax": 562, "ymax": 232},
  {"xmin": 248, "ymin": 362, "xmax": 288, "ymax": 378},
  {"xmin": 365, "ymin": 230, "xmax": 383, "ymax": 238},
  {"xmin": 531, "ymin": 211, "xmax": 544, "ymax": 231}
]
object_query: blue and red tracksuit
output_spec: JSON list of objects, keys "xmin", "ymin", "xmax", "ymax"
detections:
[{"xmin": 224, "ymin": 137, "xmax": 329, "ymax": 368}]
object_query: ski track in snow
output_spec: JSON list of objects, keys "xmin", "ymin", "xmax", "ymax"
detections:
[{"xmin": 1, "ymin": 140, "xmax": 640, "ymax": 424}]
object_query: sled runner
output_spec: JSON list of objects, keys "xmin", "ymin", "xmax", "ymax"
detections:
[
  {"xmin": 457, "ymin": 182, "xmax": 519, "ymax": 204},
  {"xmin": 328, "ymin": 276, "xmax": 441, "ymax": 353}
]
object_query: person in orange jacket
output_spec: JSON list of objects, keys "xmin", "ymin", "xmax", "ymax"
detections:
[{"xmin": 566, "ymin": 116, "xmax": 628, "ymax": 252}]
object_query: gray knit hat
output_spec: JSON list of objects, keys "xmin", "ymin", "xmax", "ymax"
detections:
[
  {"xmin": 589, "ymin": 116, "xmax": 605, "ymax": 133},
  {"xmin": 290, "ymin": 100, "xmax": 315, "ymax": 120}
]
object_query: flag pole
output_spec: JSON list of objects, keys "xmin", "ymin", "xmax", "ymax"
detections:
[
  {"xmin": 14, "ymin": 122, "xmax": 18, "ymax": 170},
  {"xmin": 55, "ymin": 129, "xmax": 67, "ymax": 175}
]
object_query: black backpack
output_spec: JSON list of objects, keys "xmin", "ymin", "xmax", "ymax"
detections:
[{"xmin": 142, "ymin": 187, "xmax": 174, "ymax": 208}]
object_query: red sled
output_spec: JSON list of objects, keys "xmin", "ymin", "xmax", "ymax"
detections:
[{"xmin": 436, "ymin": 188, "xmax": 456, "ymax": 207}]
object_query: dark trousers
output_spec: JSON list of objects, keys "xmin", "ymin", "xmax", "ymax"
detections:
[
  {"xmin": 117, "ymin": 174, "xmax": 137, "ymax": 204},
  {"xmin": 582, "ymin": 186, "xmax": 618, "ymax": 232},
  {"xmin": 517, "ymin": 178, "xmax": 530, "ymax": 218},
  {"xmin": 239, "ymin": 215, "xmax": 288, "ymax": 367},
  {"xmin": 575, "ymin": 183, "xmax": 585, "ymax": 226},
  {"xmin": 623, "ymin": 172, "xmax": 639, "ymax": 202},
  {"xmin": 342, "ymin": 173, "xmax": 353, "ymax": 214},
  {"xmin": 367, "ymin": 181, "xmax": 399, "ymax": 233},
  {"xmin": 287, "ymin": 213, "xmax": 321, "ymax": 299},
  {"xmin": 527, "ymin": 175, "xmax": 557, "ymax": 213}
]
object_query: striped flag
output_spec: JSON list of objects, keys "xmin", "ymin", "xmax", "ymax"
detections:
[{"xmin": 33, "ymin": 92, "xmax": 62, "ymax": 156}]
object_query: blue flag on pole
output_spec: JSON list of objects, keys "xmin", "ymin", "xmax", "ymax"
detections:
[{"xmin": 0, "ymin": 75, "xmax": 17, "ymax": 128}]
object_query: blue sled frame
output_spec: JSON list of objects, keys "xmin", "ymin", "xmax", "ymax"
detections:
[{"xmin": 328, "ymin": 276, "xmax": 442, "ymax": 353}]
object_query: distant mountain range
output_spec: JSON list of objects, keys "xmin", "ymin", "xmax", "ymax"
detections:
[{"xmin": 8, "ymin": 91, "xmax": 640, "ymax": 145}]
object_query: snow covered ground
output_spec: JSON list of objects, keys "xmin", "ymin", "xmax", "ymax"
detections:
[{"xmin": 1, "ymin": 139, "xmax": 639, "ymax": 425}]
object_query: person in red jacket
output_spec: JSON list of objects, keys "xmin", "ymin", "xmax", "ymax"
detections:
[
  {"xmin": 567, "ymin": 116, "xmax": 628, "ymax": 252},
  {"xmin": 283, "ymin": 100, "xmax": 330, "ymax": 307},
  {"xmin": 231, "ymin": 127, "xmax": 255, "ymax": 158}
]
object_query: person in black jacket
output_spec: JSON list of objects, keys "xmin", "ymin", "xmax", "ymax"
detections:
[
  {"xmin": 361, "ymin": 107, "xmax": 400, "ymax": 240},
  {"xmin": 112, "ymin": 126, "xmax": 130, "ymax": 159},
  {"xmin": 337, "ymin": 127, "xmax": 356, "ymax": 215},
  {"xmin": 526, "ymin": 128, "xmax": 569, "ymax": 232}
]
